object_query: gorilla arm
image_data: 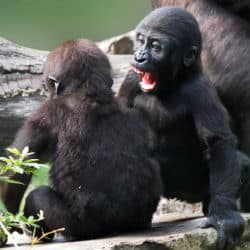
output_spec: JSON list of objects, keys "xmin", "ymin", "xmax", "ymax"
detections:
[
  {"xmin": 183, "ymin": 77, "xmax": 244, "ymax": 249},
  {"xmin": 0, "ymin": 103, "xmax": 52, "ymax": 213},
  {"xmin": 117, "ymin": 70, "xmax": 141, "ymax": 107}
]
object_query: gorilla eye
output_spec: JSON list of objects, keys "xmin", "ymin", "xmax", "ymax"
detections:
[
  {"xmin": 137, "ymin": 34, "xmax": 145, "ymax": 45},
  {"xmin": 47, "ymin": 75, "xmax": 60, "ymax": 96},
  {"xmin": 151, "ymin": 40, "xmax": 161, "ymax": 52},
  {"xmin": 47, "ymin": 76, "xmax": 57, "ymax": 89}
]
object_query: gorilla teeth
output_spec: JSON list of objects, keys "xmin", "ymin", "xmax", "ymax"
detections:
[
  {"xmin": 140, "ymin": 77, "xmax": 157, "ymax": 92},
  {"xmin": 133, "ymin": 67, "xmax": 157, "ymax": 92}
]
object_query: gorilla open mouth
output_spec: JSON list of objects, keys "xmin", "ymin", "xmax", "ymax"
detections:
[{"xmin": 133, "ymin": 67, "xmax": 157, "ymax": 92}]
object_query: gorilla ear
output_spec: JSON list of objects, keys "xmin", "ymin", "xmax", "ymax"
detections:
[
  {"xmin": 183, "ymin": 46, "xmax": 198, "ymax": 67},
  {"xmin": 47, "ymin": 76, "xmax": 60, "ymax": 98}
]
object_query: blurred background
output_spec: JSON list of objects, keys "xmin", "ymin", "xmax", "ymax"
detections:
[{"xmin": 0, "ymin": 0, "xmax": 151, "ymax": 50}]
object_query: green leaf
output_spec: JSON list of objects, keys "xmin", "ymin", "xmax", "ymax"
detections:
[
  {"xmin": 21, "ymin": 146, "xmax": 29, "ymax": 157},
  {"xmin": 0, "ymin": 157, "xmax": 9, "ymax": 163},
  {"xmin": 23, "ymin": 163, "xmax": 41, "ymax": 168},
  {"xmin": 36, "ymin": 164, "xmax": 49, "ymax": 169},
  {"xmin": 8, "ymin": 156, "xmax": 16, "ymax": 164},
  {"xmin": 25, "ymin": 159, "xmax": 39, "ymax": 163},
  {"xmin": 12, "ymin": 165, "xmax": 24, "ymax": 174},
  {"xmin": 6, "ymin": 148, "xmax": 21, "ymax": 156},
  {"xmin": 0, "ymin": 176, "xmax": 23, "ymax": 185}
]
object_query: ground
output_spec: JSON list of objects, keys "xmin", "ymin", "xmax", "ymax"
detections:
[{"xmin": 3, "ymin": 201, "xmax": 250, "ymax": 250}]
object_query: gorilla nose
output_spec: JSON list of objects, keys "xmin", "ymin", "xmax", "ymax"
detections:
[{"xmin": 135, "ymin": 51, "xmax": 148, "ymax": 63}]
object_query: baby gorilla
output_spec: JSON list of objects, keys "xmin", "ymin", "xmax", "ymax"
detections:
[
  {"xmin": 21, "ymin": 39, "xmax": 161, "ymax": 240},
  {"xmin": 118, "ymin": 7, "xmax": 244, "ymax": 250}
]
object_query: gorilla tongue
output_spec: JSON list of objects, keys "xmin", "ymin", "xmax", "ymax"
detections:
[{"xmin": 134, "ymin": 68, "xmax": 157, "ymax": 92}]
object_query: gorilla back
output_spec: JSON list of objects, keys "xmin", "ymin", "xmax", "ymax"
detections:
[{"xmin": 8, "ymin": 39, "xmax": 162, "ymax": 240}]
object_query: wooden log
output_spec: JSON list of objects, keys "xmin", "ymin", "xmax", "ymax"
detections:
[
  {"xmin": 0, "ymin": 36, "xmax": 132, "ymax": 97},
  {"xmin": 97, "ymin": 31, "xmax": 134, "ymax": 55},
  {"xmin": 4, "ymin": 214, "xmax": 250, "ymax": 250}
]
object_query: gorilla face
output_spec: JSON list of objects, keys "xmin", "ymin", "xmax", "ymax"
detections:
[{"xmin": 131, "ymin": 7, "xmax": 201, "ymax": 94}]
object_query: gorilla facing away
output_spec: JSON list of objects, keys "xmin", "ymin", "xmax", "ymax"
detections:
[
  {"xmin": 118, "ymin": 7, "xmax": 244, "ymax": 250},
  {"xmin": 1, "ymin": 39, "xmax": 162, "ymax": 241}
]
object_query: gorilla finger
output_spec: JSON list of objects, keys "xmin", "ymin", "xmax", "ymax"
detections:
[
  {"xmin": 200, "ymin": 217, "xmax": 214, "ymax": 229},
  {"xmin": 230, "ymin": 230, "xmax": 243, "ymax": 247},
  {"xmin": 226, "ymin": 236, "xmax": 239, "ymax": 250},
  {"xmin": 217, "ymin": 228, "xmax": 227, "ymax": 250}
]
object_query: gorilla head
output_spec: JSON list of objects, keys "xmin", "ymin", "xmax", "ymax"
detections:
[{"xmin": 132, "ymin": 7, "xmax": 202, "ymax": 93}]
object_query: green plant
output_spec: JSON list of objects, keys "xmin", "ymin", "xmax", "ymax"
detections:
[
  {"xmin": 0, "ymin": 147, "xmax": 47, "ymax": 247},
  {"xmin": 0, "ymin": 210, "xmax": 44, "ymax": 247},
  {"xmin": 0, "ymin": 147, "xmax": 47, "ymax": 181}
]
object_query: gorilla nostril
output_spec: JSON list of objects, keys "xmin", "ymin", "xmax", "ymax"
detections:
[
  {"xmin": 136, "ymin": 57, "xmax": 146, "ymax": 63},
  {"xmin": 135, "ymin": 51, "xmax": 147, "ymax": 63}
]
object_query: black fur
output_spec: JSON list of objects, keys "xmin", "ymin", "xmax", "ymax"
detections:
[
  {"xmin": 118, "ymin": 7, "xmax": 244, "ymax": 250},
  {"xmin": 151, "ymin": 0, "xmax": 250, "ymax": 215},
  {"xmin": 2, "ymin": 39, "xmax": 162, "ymax": 240}
]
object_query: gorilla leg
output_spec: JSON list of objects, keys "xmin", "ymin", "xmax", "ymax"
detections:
[
  {"xmin": 24, "ymin": 186, "xmax": 78, "ymax": 241},
  {"xmin": 24, "ymin": 186, "xmax": 118, "ymax": 240},
  {"xmin": 202, "ymin": 194, "xmax": 210, "ymax": 215},
  {"xmin": 0, "ymin": 173, "xmax": 31, "ymax": 214},
  {"xmin": 240, "ymin": 184, "xmax": 250, "ymax": 212},
  {"xmin": 238, "ymin": 116, "xmax": 250, "ymax": 156},
  {"xmin": 236, "ymin": 150, "xmax": 250, "ymax": 212},
  {"xmin": 238, "ymin": 150, "xmax": 250, "ymax": 212}
]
